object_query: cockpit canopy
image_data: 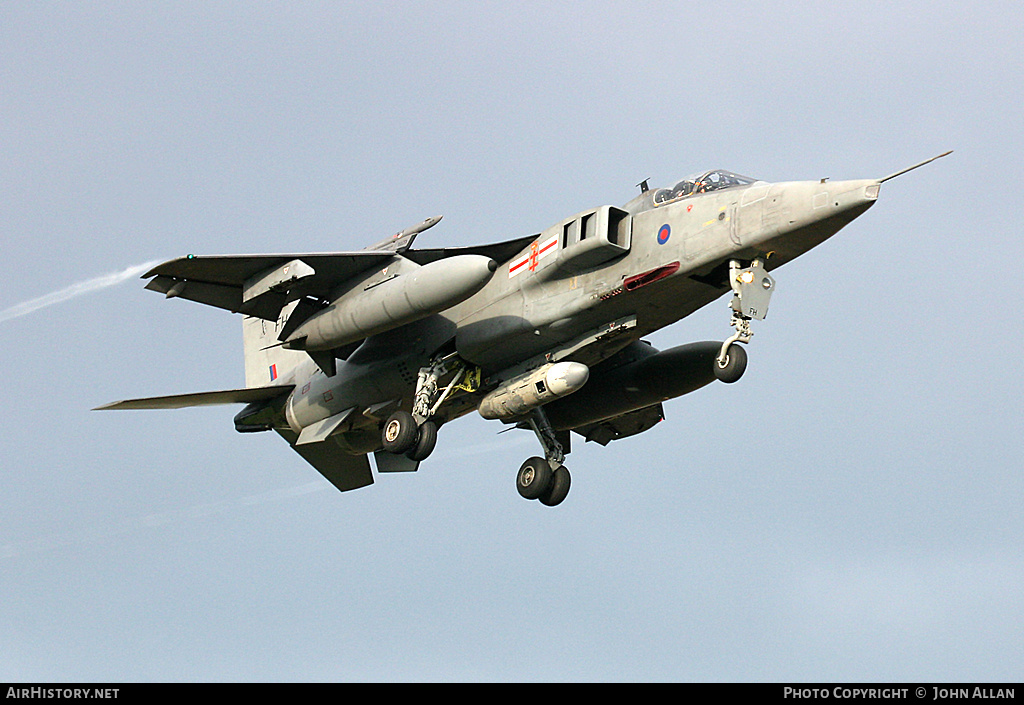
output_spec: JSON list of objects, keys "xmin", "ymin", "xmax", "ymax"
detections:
[{"xmin": 653, "ymin": 170, "xmax": 757, "ymax": 206}]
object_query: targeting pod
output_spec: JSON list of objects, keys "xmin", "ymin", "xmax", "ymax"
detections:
[{"xmin": 478, "ymin": 362, "xmax": 590, "ymax": 421}]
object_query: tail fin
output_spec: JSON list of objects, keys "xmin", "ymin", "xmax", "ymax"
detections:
[{"xmin": 243, "ymin": 313, "xmax": 308, "ymax": 388}]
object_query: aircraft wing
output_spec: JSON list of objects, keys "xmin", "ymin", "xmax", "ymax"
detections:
[
  {"xmin": 144, "ymin": 252, "xmax": 396, "ymax": 321},
  {"xmin": 402, "ymin": 234, "xmax": 539, "ymax": 267},
  {"xmin": 275, "ymin": 428, "xmax": 374, "ymax": 492},
  {"xmin": 94, "ymin": 384, "xmax": 294, "ymax": 410},
  {"xmin": 572, "ymin": 403, "xmax": 665, "ymax": 446},
  {"xmin": 142, "ymin": 235, "xmax": 538, "ymax": 322},
  {"xmin": 143, "ymin": 252, "xmax": 396, "ymax": 287}
]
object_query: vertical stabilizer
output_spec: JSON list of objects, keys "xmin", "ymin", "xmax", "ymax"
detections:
[{"xmin": 243, "ymin": 313, "xmax": 308, "ymax": 388}]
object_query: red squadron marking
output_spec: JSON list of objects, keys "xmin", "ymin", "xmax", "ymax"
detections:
[{"xmin": 509, "ymin": 235, "xmax": 558, "ymax": 278}]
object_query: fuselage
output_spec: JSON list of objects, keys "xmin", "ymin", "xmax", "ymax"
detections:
[
  {"xmin": 449, "ymin": 172, "xmax": 878, "ymax": 369},
  {"xmin": 282, "ymin": 171, "xmax": 879, "ymax": 444}
]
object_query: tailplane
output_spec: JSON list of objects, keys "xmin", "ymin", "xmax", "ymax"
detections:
[{"xmin": 94, "ymin": 384, "xmax": 293, "ymax": 411}]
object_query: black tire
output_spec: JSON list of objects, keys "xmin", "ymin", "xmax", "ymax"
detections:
[
  {"xmin": 539, "ymin": 465, "xmax": 571, "ymax": 507},
  {"xmin": 381, "ymin": 411, "xmax": 418, "ymax": 454},
  {"xmin": 516, "ymin": 457, "xmax": 553, "ymax": 500},
  {"xmin": 406, "ymin": 420, "xmax": 438, "ymax": 462},
  {"xmin": 713, "ymin": 343, "xmax": 747, "ymax": 383}
]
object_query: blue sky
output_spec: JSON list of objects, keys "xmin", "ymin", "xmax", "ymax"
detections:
[{"xmin": 1, "ymin": 2, "xmax": 1020, "ymax": 681}]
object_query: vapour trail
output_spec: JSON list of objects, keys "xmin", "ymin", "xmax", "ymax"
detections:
[{"xmin": 0, "ymin": 259, "xmax": 164, "ymax": 324}]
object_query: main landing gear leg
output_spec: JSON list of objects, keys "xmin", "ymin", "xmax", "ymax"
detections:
[
  {"xmin": 715, "ymin": 258, "xmax": 775, "ymax": 384},
  {"xmin": 382, "ymin": 355, "xmax": 474, "ymax": 463},
  {"xmin": 516, "ymin": 407, "xmax": 572, "ymax": 507}
]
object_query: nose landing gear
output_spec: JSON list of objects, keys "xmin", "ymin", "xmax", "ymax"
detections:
[{"xmin": 716, "ymin": 258, "xmax": 774, "ymax": 381}]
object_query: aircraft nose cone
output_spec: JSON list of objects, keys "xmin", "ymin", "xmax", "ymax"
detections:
[
  {"xmin": 829, "ymin": 179, "xmax": 880, "ymax": 211},
  {"xmin": 783, "ymin": 178, "xmax": 879, "ymax": 232},
  {"xmin": 743, "ymin": 178, "xmax": 883, "ymax": 264}
]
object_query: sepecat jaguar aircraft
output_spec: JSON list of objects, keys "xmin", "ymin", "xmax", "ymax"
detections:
[{"xmin": 97, "ymin": 152, "xmax": 950, "ymax": 506}]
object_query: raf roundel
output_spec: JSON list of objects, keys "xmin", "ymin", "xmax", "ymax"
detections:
[{"xmin": 657, "ymin": 224, "xmax": 671, "ymax": 245}]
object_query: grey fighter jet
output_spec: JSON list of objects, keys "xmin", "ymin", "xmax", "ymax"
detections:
[{"xmin": 97, "ymin": 153, "xmax": 951, "ymax": 506}]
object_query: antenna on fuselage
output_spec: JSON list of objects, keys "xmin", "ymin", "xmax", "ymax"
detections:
[{"xmin": 636, "ymin": 178, "xmax": 650, "ymax": 193}]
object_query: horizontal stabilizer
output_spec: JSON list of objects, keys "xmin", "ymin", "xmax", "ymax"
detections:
[
  {"xmin": 275, "ymin": 429, "xmax": 374, "ymax": 492},
  {"xmin": 94, "ymin": 384, "xmax": 294, "ymax": 411}
]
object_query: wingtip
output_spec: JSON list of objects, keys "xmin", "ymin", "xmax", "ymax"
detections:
[{"xmin": 140, "ymin": 254, "xmax": 197, "ymax": 279}]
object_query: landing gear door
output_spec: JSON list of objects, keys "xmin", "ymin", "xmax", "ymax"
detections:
[{"xmin": 731, "ymin": 259, "xmax": 775, "ymax": 321}]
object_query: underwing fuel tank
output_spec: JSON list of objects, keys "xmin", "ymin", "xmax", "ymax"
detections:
[
  {"xmin": 478, "ymin": 361, "xmax": 590, "ymax": 421},
  {"xmin": 287, "ymin": 254, "xmax": 497, "ymax": 351},
  {"xmin": 542, "ymin": 341, "xmax": 722, "ymax": 430}
]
